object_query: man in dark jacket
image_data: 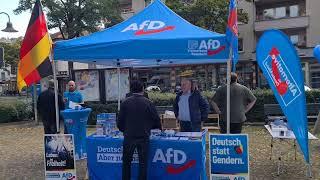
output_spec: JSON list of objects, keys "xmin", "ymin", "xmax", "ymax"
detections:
[
  {"xmin": 37, "ymin": 80, "xmax": 65, "ymax": 134},
  {"xmin": 117, "ymin": 80, "xmax": 161, "ymax": 180},
  {"xmin": 173, "ymin": 78, "xmax": 209, "ymax": 132}
]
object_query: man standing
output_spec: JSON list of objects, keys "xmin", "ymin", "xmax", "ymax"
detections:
[
  {"xmin": 173, "ymin": 78, "xmax": 209, "ymax": 132},
  {"xmin": 37, "ymin": 80, "xmax": 65, "ymax": 134},
  {"xmin": 63, "ymin": 80, "xmax": 83, "ymax": 108},
  {"xmin": 117, "ymin": 80, "xmax": 161, "ymax": 180},
  {"xmin": 212, "ymin": 72, "xmax": 256, "ymax": 134}
]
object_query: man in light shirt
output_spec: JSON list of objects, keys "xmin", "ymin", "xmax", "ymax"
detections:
[{"xmin": 173, "ymin": 78, "xmax": 209, "ymax": 132}]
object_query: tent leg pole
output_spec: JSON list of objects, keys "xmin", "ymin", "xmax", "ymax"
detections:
[{"xmin": 227, "ymin": 59, "xmax": 231, "ymax": 134}]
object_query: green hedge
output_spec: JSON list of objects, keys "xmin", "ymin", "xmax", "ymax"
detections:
[
  {"xmin": 85, "ymin": 89, "xmax": 320, "ymax": 124},
  {"xmin": 0, "ymin": 101, "xmax": 33, "ymax": 123}
]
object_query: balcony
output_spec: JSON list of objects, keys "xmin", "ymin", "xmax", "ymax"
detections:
[
  {"xmin": 254, "ymin": 0, "xmax": 293, "ymax": 5},
  {"xmin": 254, "ymin": 16, "xmax": 309, "ymax": 32}
]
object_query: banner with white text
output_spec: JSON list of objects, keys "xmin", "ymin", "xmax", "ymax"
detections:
[{"xmin": 209, "ymin": 134, "xmax": 249, "ymax": 180}]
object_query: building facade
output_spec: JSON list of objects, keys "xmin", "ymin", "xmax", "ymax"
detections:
[{"xmin": 238, "ymin": 0, "xmax": 320, "ymax": 88}]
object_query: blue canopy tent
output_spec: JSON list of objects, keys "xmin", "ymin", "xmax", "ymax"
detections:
[
  {"xmin": 53, "ymin": 0, "xmax": 229, "ymax": 66},
  {"xmin": 53, "ymin": 0, "xmax": 231, "ymax": 123}
]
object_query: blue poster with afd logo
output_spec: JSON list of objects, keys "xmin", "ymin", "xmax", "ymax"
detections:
[
  {"xmin": 87, "ymin": 134, "xmax": 207, "ymax": 180},
  {"xmin": 256, "ymin": 29, "xmax": 309, "ymax": 164},
  {"xmin": 209, "ymin": 134, "xmax": 249, "ymax": 180}
]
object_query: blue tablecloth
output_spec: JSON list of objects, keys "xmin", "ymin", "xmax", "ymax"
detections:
[
  {"xmin": 61, "ymin": 108, "xmax": 91, "ymax": 160},
  {"xmin": 87, "ymin": 133, "xmax": 207, "ymax": 180}
]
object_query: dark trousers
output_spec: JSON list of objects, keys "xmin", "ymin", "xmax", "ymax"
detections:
[
  {"xmin": 220, "ymin": 120, "xmax": 243, "ymax": 134},
  {"xmin": 43, "ymin": 119, "xmax": 57, "ymax": 134},
  {"xmin": 122, "ymin": 136, "xmax": 149, "ymax": 180},
  {"xmin": 179, "ymin": 121, "xmax": 201, "ymax": 132}
]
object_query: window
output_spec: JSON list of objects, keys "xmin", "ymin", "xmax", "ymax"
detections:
[
  {"xmin": 263, "ymin": 9, "xmax": 274, "ymax": 20},
  {"xmin": 238, "ymin": 38, "xmax": 244, "ymax": 52},
  {"xmin": 1, "ymin": 72, "xmax": 5, "ymax": 80},
  {"xmin": 275, "ymin": 7, "xmax": 286, "ymax": 19},
  {"xmin": 258, "ymin": 4, "xmax": 301, "ymax": 21},
  {"xmin": 290, "ymin": 5, "xmax": 299, "ymax": 17},
  {"xmin": 290, "ymin": 35, "xmax": 299, "ymax": 45}
]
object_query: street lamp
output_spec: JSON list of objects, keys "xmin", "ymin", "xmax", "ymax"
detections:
[{"xmin": 0, "ymin": 12, "xmax": 18, "ymax": 33}]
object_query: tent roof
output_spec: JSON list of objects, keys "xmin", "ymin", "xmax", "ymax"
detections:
[{"xmin": 53, "ymin": 0, "xmax": 229, "ymax": 67}]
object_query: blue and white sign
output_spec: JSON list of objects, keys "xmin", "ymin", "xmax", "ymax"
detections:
[
  {"xmin": 87, "ymin": 134, "xmax": 207, "ymax": 180},
  {"xmin": 209, "ymin": 134, "xmax": 249, "ymax": 180}
]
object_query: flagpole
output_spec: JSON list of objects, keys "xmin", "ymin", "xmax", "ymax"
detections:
[
  {"xmin": 307, "ymin": 163, "xmax": 312, "ymax": 178},
  {"xmin": 51, "ymin": 56, "xmax": 60, "ymax": 133},
  {"xmin": 33, "ymin": 84, "xmax": 39, "ymax": 125}
]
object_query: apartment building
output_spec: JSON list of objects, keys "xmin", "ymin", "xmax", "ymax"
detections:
[{"xmin": 238, "ymin": 0, "xmax": 320, "ymax": 88}]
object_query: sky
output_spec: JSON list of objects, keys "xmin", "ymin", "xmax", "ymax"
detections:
[
  {"xmin": 0, "ymin": 0, "xmax": 29, "ymax": 38},
  {"xmin": 0, "ymin": 0, "xmax": 57, "ymax": 39}
]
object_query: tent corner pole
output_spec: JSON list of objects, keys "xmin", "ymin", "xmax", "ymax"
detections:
[
  {"xmin": 117, "ymin": 61, "xmax": 121, "ymax": 112},
  {"xmin": 227, "ymin": 58, "xmax": 231, "ymax": 134}
]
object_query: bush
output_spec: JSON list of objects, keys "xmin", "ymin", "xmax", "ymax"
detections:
[
  {"xmin": 0, "ymin": 104, "xmax": 18, "ymax": 123},
  {"xmin": 85, "ymin": 102, "xmax": 118, "ymax": 125},
  {"xmin": 84, "ymin": 89, "xmax": 320, "ymax": 124},
  {"xmin": 0, "ymin": 101, "xmax": 33, "ymax": 123}
]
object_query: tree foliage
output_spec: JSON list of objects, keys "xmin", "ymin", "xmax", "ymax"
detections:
[
  {"xmin": 0, "ymin": 38, "xmax": 22, "ymax": 69},
  {"xmin": 14, "ymin": 0, "xmax": 123, "ymax": 39},
  {"xmin": 149, "ymin": 0, "xmax": 249, "ymax": 33}
]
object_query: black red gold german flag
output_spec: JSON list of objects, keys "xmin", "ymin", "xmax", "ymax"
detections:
[{"xmin": 17, "ymin": 0, "xmax": 52, "ymax": 91}]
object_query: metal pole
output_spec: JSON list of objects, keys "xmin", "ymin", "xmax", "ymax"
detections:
[
  {"xmin": 227, "ymin": 59, "xmax": 231, "ymax": 134},
  {"xmin": 33, "ymin": 84, "xmax": 38, "ymax": 125},
  {"xmin": 117, "ymin": 67, "xmax": 121, "ymax": 111},
  {"xmin": 52, "ymin": 57, "xmax": 60, "ymax": 133},
  {"xmin": 307, "ymin": 163, "xmax": 313, "ymax": 178}
]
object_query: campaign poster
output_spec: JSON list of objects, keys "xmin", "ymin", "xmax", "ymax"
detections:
[
  {"xmin": 105, "ymin": 69, "xmax": 129, "ymax": 101},
  {"xmin": 209, "ymin": 134, "xmax": 249, "ymax": 180},
  {"xmin": 44, "ymin": 134, "xmax": 76, "ymax": 180},
  {"xmin": 75, "ymin": 70, "xmax": 100, "ymax": 101}
]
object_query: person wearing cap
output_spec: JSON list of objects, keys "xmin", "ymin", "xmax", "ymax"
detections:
[{"xmin": 37, "ymin": 80, "xmax": 65, "ymax": 134}]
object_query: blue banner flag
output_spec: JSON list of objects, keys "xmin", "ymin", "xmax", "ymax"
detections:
[
  {"xmin": 256, "ymin": 29, "xmax": 309, "ymax": 163},
  {"xmin": 313, "ymin": 45, "xmax": 320, "ymax": 63},
  {"xmin": 226, "ymin": 0, "xmax": 239, "ymax": 72}
]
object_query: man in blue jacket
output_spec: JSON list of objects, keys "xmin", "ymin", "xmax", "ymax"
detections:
[{"xmin": 173, "ymin": 78, "xmax": 209, "ymax": 132}]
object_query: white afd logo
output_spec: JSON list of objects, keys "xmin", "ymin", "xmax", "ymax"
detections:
[
  {"xmin": 152, "ymin": 148, "xmax": 187, "ymax": 165},
  {"xmin": 122, "ymin": 20, "xmax": 166, "ymax": 32}
]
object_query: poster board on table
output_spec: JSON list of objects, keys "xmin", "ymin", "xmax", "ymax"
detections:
[
  {"xmin": 105, "ymin": 69, "xmax": 129, "ymax": 101},
  {"xmin": 44, "ymin": 134, "xmax": 76, "ymax": 180},
  {"xmin": 75, "ymin": 70, "xmax": 100, "ymax": 101},
  {"xmin": 209, "ymin": 133, "xmax": 249, "ymax": 180}
]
